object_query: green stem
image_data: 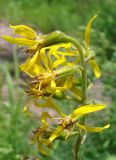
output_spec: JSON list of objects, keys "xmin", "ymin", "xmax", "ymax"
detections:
[
  {"xmin": 62, "ymin": 36, "xmax": 87, "ymax": 160},
  {"xmin": 12, "ymin": 45, "xmax": 20, "ymax": 81},
  {"xmin": 73, "ymin": 134, "xmax": 82, "ymax": 160},
  {"xmin": 71, "ymin": 40, "xmax": 87, "ymax": 160}
]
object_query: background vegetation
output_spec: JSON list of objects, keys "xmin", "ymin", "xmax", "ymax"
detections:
[{"xmin": 0, "ymin": 0, "xmax": 116, "ymax": 159}]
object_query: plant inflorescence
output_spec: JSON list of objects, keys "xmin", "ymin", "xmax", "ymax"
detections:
[{"xmin": 2, "ymin": 15, "xmax": 110, "ymax": 160}]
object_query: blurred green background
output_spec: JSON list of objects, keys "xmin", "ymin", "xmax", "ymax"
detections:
[{"xmin": 0, "ymin": 0, "xmax": 116, "ymax": 159}]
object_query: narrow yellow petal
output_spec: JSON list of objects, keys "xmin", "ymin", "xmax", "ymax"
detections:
[
  {"xmin": 85, "ymin": 15, "xmax": 98, "ymax": 48},
  {"xmin": 53, "ymin": 57, "xmax": 65, "ymax": 68},
  {"xmin": 29, "ymin": 51, "xmax": 39, "ymax": 65},
  {"xmin": 50, "ymin": 80, "xmax": 56, "ymax": 93},
  {"xmin": 76, "ymin": 123, "xmax": 110, "ymax": 132},
  {"xmin": 38, "ymin": 142, "xmax": 48, "ymax": 156},
  {"xmin": 47, "ymin": 43, "xmax": 71, "ymax": 51},
  {"xmin": 47, "ymin": 54, "xmax": 53, "ymax": 70},
  {"xmin": 47, "ymin": 46, "xmax": 60, "ymax": 59},
  {"xmin": 24, "ymin": 105, "xmax": 33, "ymax": 117},
  {"xmin": 41, "ymin": 112, "xmax": 52, "ymax": 124},
  {"xmin": 10, "ymin": 24, "xmax": 37, "ymax": 39},
  {"xmin": 89, "ymin": 60, "xmax": 101, "ymax": 78},
  {"xmin": 71, "ymin": 104, "xmax": 106, "ymax": 120},
  {"xmin": 47, "ymin": 99, "xmax": 66, "ymax": 117},
  {"xmin": 34, "ymin": 99, "xmax": 66, "ymax": 117},
  {"xmin": 56, "ymin": 50, "xmax": 76, "ymax": 56},
  {"xmin": 20, "ymin": 63, "xmax": 45, "ymax": 77},
  {"xmin": 31, "ymin": 124, "xmax": 48, "ymax": 144},
  {"xmin": 20, "ymin": 51, "xmax": 43, "ymax": 76},
  {"xmin": 2, "ymin": 36, "xmax": 37, "ymax": 46},
  {"xmin": 62, "ymin": 76, "xmax": 73, "ymax": 90},
  {"xmin": 47, "ymin": 126, "xmax": 63, "ymax": 144},
  {"xmin": 40, "ymin": 48, "xmax": 50, "ymax": 71}
]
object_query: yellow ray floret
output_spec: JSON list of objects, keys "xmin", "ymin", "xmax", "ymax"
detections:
[
  {"xmin": 23, "ymin": 105, "xmax": 33, "ymax": 117},
  {"xmin": 34, "ymin": 98, "xmax": 66, "ymax": 117},
  {"xmin": 47, "ymin": 126, "xmax": 63, "ymax": 144},
  {"xmin": 47, "ymin": 104, "xmax": 109, "ymax": 144},
  {"xmin": 70, "ymin": 104, "xmax": 105, "ymax": 120},
  {"xmin": 89, "ymin": 59, "xmax": 101, "ymax": 78},
  {"xmin": 2, "ymin": 36, "xmax": 38, "ymax": 46},
  {"xmin": 76, "ymin": 123, "xmax": 110, "ymax": 132},
  {"xmin": 85, "ymin": 15, "xmax": 98, "ymax": 48},
  {"xmin": 40, "ymin": 112, "xmax": 52, "ymax": 125},
  {"xmin": 10, "ymin": 24, "xmax": 37, "ymax": 39}
]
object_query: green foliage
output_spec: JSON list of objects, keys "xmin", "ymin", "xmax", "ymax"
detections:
[
  {"xmin": 0, "ymin": 0, "xmax": 115, "ymax": 35},
  {"xmin": 106, "ymin": 156, "xmax": 116, "ymax": 160},
  {"xmin": 0, "ymin": 59, "xmax": 38, "ymax": 159},
  {"xmin": 102, "ymin": 61, "xmax": 116, "ymax": 98}
]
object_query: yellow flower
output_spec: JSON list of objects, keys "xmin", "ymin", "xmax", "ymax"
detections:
[
  {"xmin": 85, "ymin": 15, "xmax": 98, "ymax": 49},
  {"xmin": 85, "ymin": 15, "xmax": 101, "ymax": 79},
  {"xmin": 89, "ymin": 59, "xmax": 101, "ymax": 78},
  {"xmin": 30, "ymin": 103, "xmax": 110, "ymax": 156},
  {"xmin": 47, "ymin": 104, "xmax": 110, "ymax": 144},
  {"xmin": 2, "ymin": 25, "xmax": 40, "ymax": 47},
  {"xmin": 19, "ymin": 42, "xmax": 81, "ymax": 99},
  {"xmin": 10, "ymin": 25, "xmax": 37, "ymax": 39},
  {"xmin": 2, "ymin": 25, "xmax": 76, "ymax": 54}
]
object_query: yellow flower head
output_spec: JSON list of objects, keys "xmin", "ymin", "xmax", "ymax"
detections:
[
  {"xmin": 19, "ymin": 42, "xmax": 81, "ymax": 99},
  {"xmin": 30, "ymin": 104, "xmax": 110, "ymax": 155}
]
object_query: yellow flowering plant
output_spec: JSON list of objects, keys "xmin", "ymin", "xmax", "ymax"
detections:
[{"xmin": 2, "ymin": 15, "xmax": 110, "ymax": 160}]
